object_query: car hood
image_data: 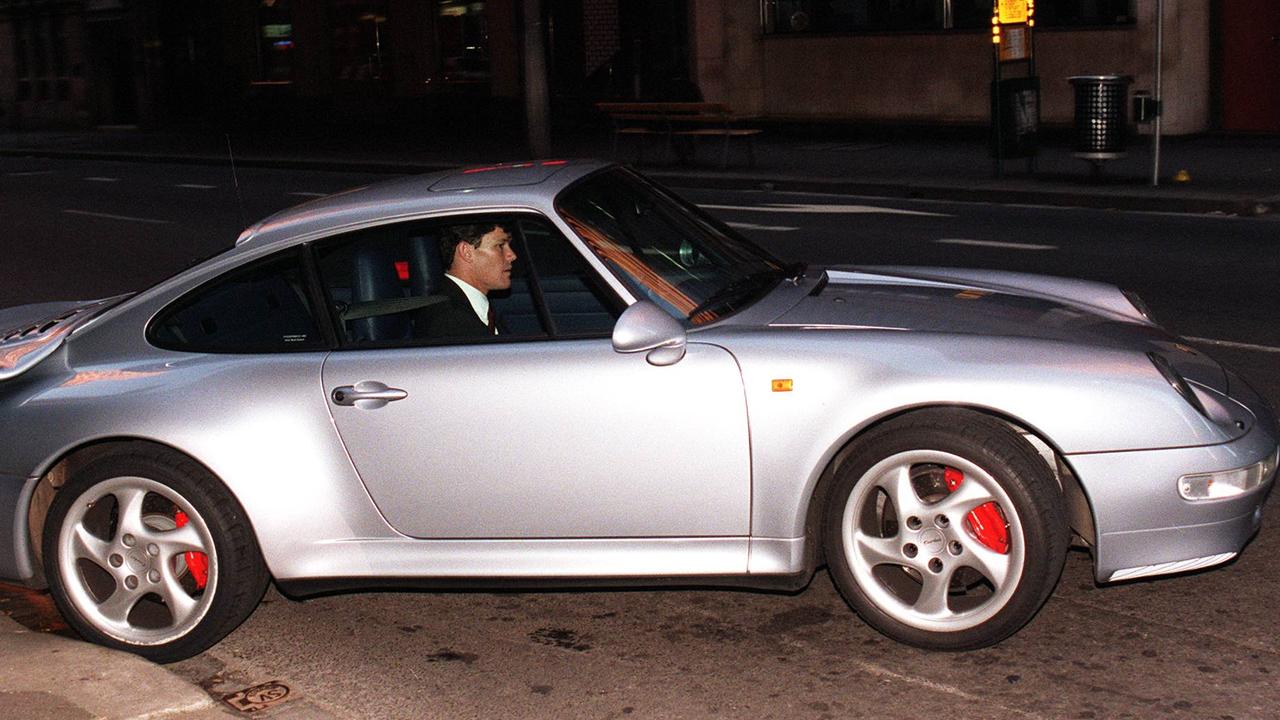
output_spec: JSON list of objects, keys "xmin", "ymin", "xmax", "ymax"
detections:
[
  {"xmin": 0, "ymin": 295, "xmax": 131, "ymax": 381},
  {"xmin": 767, "ymin": 266, "xmax": 1228, "ymax": 391}
]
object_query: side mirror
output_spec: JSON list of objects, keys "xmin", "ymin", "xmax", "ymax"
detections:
[{"xmin": 612, "ymin": 301, "xmax": 687, "ymax": 366}]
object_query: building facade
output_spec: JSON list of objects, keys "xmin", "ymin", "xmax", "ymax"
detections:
[
  {"xmin": 2, "ymin": 1, "xmax": 1276, "ymax": 134},
  {"xmin": 691, "ymin": 0, "xmax": 1279, "ymax": 134}
]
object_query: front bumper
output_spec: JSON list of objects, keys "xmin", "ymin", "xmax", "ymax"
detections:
[{"xmin": 1069, "ymin": 420, "xmax": 1277, "ymax": 583}]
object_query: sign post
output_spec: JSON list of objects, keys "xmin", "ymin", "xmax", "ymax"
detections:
[{"xmin": 990, "ymin": 0, "xmax": 1039, "ymax": 177}]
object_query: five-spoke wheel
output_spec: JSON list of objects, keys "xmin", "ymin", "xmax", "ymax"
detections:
[
  {"xmin": 824, "ymin": 410, "xmax": 1067, "ymax": 649},
  {"xmin": 43, "ymin": 447, "xmax": 267, "ymax": 662}
]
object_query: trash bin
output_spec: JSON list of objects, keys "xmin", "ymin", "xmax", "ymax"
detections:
[{"xmin": 1068, "ymin": 75, "xmax": 1132, "ymax": 160}]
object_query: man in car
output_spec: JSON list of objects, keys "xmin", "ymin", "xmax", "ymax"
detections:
[{"xmin": 414, "ymin": 222, "xmax": 516, "ymax": 338}]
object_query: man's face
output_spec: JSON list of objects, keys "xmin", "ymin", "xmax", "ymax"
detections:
[{"xmin": 465, "ymin": 226, "xmax": 516, "ymax": 293}]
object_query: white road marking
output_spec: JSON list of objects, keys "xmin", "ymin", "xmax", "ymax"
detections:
[
  {"xmin": 6, "ymin": 170, "xmax": 56, "ymax": 176},
  {"xmin": 288, "ymin": 191, "xmax": 328, "ymax": 198},
  {"xmin": 176, "ymin": 183, "xmax": 217, "ymax": 189},
  {"xmin": 725, "ymin": 221, "xmax": 799, "ymax": 232},
  {"xmin": 849, "ymin": 659, "xmax": 1049, "ymax": 719},
  {"xmin": 935, "ymin": 238, "xmax": 1057, "ymax": 251},
  {"xmin": 699, "ymin": 202, "xmax": 951, "ymax": 217},
  {"xmin": 83, "ymin": 176, "xmax": 119, "ymax": 182},
  {"xmin": 62, "ymin": 209, "xmax": 172, "ymax": 225},
  {"xmin": 1184, "ymin": 336, "xmax": 1280, "ymax": 354}
]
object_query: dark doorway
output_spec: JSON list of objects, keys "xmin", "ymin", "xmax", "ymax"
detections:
[
  {"xmin": 549, "ymin": 0, "xmax": 692, "ymax": 103},
  {"xmin": 1218, "ymin": 1, "xmax": 1280, "ymax": 132},
  {"xmin": 86, "ymin": 20, "xmax": 139, "ymax": 125},
  {"xmin": 619, "ymin": 0, "xmax": 693, "ymax": 100}
]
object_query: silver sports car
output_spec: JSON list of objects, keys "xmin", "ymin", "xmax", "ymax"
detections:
[{"xmin": 1, "ymin": 160, "xmax": 1275, "ymax": 662}]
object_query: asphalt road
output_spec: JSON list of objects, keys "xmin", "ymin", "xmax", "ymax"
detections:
[{"xmin": 2, "ymin": 157, "xmax": 1279, "ymax": 719}]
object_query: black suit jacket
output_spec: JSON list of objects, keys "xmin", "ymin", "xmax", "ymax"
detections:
[{"xmin": 413, "ymin": 278, "xmax": 492, "ymax": 339}]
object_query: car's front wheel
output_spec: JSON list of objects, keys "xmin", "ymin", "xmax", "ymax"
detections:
[
  {"xmin": 824, "ymin": 410, "xmax": 1068, "ymax": 650},
  {"xmin": 43, "ymin": 447, "xmax": 268, "ymax": 663}
]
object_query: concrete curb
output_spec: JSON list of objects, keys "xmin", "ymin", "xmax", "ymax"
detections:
[
  {"xmin": 3, "ymin": 146, "xmax": 1275, "ymax": 217},
  {"xmin": 0, "ymin": 614, "xmax": 226, "ymax": 719}
]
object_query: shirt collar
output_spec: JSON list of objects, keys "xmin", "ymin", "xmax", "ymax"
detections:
[{"xmin": 444, "ymin": 274, "xmax": 492, "ymax": 329}]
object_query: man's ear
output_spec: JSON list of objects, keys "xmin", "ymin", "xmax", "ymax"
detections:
[{"xmin": 456, "ymin": 241, "xmax": 473, "ymax": 264}]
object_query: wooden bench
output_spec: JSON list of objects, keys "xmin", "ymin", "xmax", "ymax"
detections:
[{"xmin": 596, "ymin": 102, "xmax": 762, "ymax": 168}]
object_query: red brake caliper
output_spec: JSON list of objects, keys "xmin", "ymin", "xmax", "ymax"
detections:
[
  {"xmin": 943, "ymin": 467, "xmax": 1010, "ymax": 555},
  {"xmin": 173, "ymin": 511, "xmax": 210, "ymax": 589}
]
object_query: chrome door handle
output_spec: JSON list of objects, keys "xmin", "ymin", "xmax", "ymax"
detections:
[{"xmin": 331, "ymin": 382, "xmax": 408, "ymax": 408}]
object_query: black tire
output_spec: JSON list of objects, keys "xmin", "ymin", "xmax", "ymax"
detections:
[
  {"xmin": 42, "ymin": 446, "xmax": 268, "ymax": 663},
  {"xmin": 822, "ymin": 409, "xmax": 1068, "ymax": 650}
]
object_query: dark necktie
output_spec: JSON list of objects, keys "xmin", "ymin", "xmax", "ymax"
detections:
[{"xmin": 487, "ymin": 306, "xmax": 497, "ymax": 334}]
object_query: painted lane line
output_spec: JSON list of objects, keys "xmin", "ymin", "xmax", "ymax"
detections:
[
  {"xmin": 62, "ymin": 209, "xmax": 173, "ymax": 225},
  {"xmin": 6, "ymin": 170, "xmax": 56, "ymax": 177},
  {"xmin": 83, "ymin": 177, "xmax": 120, "ymax": 182},
  {"xmin": 699, "ymin": 202, "xmax": 951, "ymax": 217},
  {"xmin": 935, "ymin": 238, "xmax": 1057, "ymax": 251},
  {"xmin": 288, "ymin": 191, "xmax": 329, "ymax": 198},
  {"xmin": 725, "ymin": 221, "xmax": 799, "ymax": 232},
  {"xmin": 176, "ymin": 183, "xmax": 217, "ymax": 189},
  {"xmin": 1184, "ymin": 337, "xmax": 1280, "ymax": 354}
]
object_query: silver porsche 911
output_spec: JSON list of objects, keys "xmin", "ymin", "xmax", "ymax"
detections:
[{"xmin": 1, "ymin": 161, "xmax": 1275, "ymax": 662}]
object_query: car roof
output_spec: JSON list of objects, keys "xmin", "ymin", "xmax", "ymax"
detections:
[{"xmin": 236, "ymin": 159, "xmax": 612, "ymax": 251}]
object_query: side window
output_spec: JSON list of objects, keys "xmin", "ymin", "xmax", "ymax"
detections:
[
  {"xmin": 516, "ymin": 219, "xmax": 622, "ymax": 337},
  {"xmin": 149, "ymin": 250, "xmax": 323, "ymax": 353},
  {"xmin": 314, "ymin": 218, "xmax": 549, "ymax": 346}
]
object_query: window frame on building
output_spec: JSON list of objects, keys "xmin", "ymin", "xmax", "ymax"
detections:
[{"xmin": 760, "ymin": 0, "xmax": 1136, "ymax": 36}]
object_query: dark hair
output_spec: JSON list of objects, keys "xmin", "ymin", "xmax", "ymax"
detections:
[{"xmin": 440, "ymin": 222, "xmax": 505, "ymax": 268}]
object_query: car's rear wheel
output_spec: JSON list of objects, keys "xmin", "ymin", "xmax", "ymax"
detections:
[
  {"xmin": 43, "ymin": 447, "xmax": 268, "ymax": 663},
  {"xmin": 823, "ymin": 410, "xmax": 1068, "ymax": 650}
]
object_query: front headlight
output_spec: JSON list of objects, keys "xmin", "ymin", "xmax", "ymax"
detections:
[
  {"xmin": 1148, "ymin": 352, "xmax": 1207, "ymax": 417},
  {"xmin": 1179, "ymin": 448, "xmax": 1279, "ymax": 500}
]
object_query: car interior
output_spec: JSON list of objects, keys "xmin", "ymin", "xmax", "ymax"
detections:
[{"xmin": 328, "ymin": 221, "xmax": 617, "ymax": 345}]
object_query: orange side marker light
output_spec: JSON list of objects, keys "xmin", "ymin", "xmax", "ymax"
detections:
[{"xmin": 772, "ymin": 379, "xmax": 793, "ymax": 392}]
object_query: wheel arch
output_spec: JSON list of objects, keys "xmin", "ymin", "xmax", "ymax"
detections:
[
  {"xmin": 23, "ymin": 437, "xmax": 253, "ymax": 589},
  {"xmin": 799, "ymin": 404, "xmax": 1097, "ymax": 574}
]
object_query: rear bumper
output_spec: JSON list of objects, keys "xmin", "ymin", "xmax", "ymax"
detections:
[
  {"xmin": 0, "ymin": 472, "xmax": 38, "ymax": 583},
  {"xmin": 1069, "ymin": 424, "xmax": 1277, "ymax": 583}
]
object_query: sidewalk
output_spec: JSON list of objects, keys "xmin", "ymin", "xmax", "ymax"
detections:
[
  {"xmin": 1, "ymin": 123, "xmax": 1277, "ymax": 216},
  {"xmin": 0, "ymin": 612, "xmax": 232, "ymax": 719}
]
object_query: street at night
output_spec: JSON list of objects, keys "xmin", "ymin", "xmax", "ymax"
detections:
[
  {"xmin": 4, "ymin": 2, "xmax": 1280, "ymax": 718},
  {"xmin": 2, "ymin": 155, "xmax": 1278, "ymax": 719}
]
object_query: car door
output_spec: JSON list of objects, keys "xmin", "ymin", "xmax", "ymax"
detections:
[{"xmin": 315, "ymin": 216, "xmax": 751, "ymax": 539}]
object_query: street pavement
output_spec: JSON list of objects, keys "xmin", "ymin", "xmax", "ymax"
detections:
[{"xmin": 0, "ymin": 123, "xmax": 1277, "ymax": 719}]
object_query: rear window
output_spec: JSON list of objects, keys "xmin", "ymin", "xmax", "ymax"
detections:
[{"xmin": 148, "ymin": 250, "xmax": 325, "ymax": 353}]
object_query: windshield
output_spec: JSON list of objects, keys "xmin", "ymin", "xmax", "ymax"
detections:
[{"xmin": 555, "ymin": 168, "xmax": 787, "ymax": 325}]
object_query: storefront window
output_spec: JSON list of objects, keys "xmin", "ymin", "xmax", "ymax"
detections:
[
  {"xmin": 436, "ymin": 1, "xmax": 489, "ymax": 81},
  {"xmin": 333, "ymin": 0, "xmax": 390, "ymax": 81},
  {"xmin": 256, "ymin": 0, "xmax": 295, "ymax": 83},
  {"xmin": 1036, "ymin": 0, "xmax": 1135, "ymax": 27},
  {"xmin": 766, "ymin": 0, "xmax": 943, "ymax": 33},
  {"xmin": 762, "ymin": 0, "xmax": 1134, "ymax": 34}
]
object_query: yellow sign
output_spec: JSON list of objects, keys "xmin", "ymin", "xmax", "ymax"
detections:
[{"xmin": 998, "ymin": 0, "xmax": 1028, "ymax": 24}]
